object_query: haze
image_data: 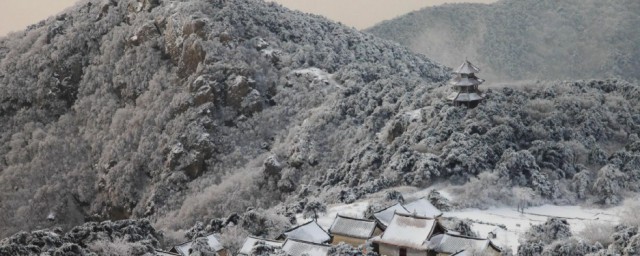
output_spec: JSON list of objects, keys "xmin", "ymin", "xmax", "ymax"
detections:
[{"xmin": 0, "ymin": 0, "xmax": 496, "ymax": 36}]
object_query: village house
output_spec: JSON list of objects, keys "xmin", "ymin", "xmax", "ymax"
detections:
[
  {"xmin": 282, "ymin": 238, "xmax": 332, "ymax": 256},
  {"xmin": 427, "ymin": 233, "xmax": 502, "ymax": 256},
  {"xmin": 237, "ymin": 236, "xmax": 284, "ymax": 255},
  {"xmin": 170, "ymin": 233, "xmax": 229, "ymax": 256},
  {"xmin": 328, "ymin": 214, "xmax": 383, "ymax": 247},
  {"xmin": 370, "ymin": 212, "xmax": 447, "ymax": 256},
  {"xmin": 403, "ymin": 198, "xmax": 443, "ymax": 218},
  {"xmin": 373, "ymin": 203, "xmax": 410, "ymax": 230},
  {"xmin": 278, "ymin": 220, "xmax": 332, "ymax": 244}
]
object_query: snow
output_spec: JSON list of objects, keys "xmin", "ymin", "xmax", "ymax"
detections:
[
  {"xmin": 297, "ymin": 201, "xmax": 370, "ymax": 230},
  {"xmin": 404, "ymin": 198, "xmax": 443, "ymax": 218},
  {"xmin": 174, "ymin": 234, "xmax": 223, "ymax": 256},
  {"xmin": 298, "ymin": 186, "xmax": 625, "ymax": 253},
  {"xmin": 283, "ymin": 221, "xmax": 331, "ymax": 244},
  {"xmin": 282, "ymin": 239, "xmax": 331, "ymax": 256},
  {"xmin": 238, "ymin": 237, "xmax": 283, "ymax": 255},
  {"xmin": 373, "ymin": 203, "xmax": 410, "ymax": 227},
  {"xmin": 403, "ymin": 109, "xmax": 422, "ymax": 122},
  {"xmin": 329, "ymin": 216, "xmax": 377, "ymax": 239},
  {"xmin": 443, "ymin": 204, "xmax": 622, "ymax": 252},
  {"xmin": 374, "ymin": 214, "xmax": 435, "ymax": 249},
  {"xmin": 292, "ymin": 68, "xmax": 344, "ymax": 89}
]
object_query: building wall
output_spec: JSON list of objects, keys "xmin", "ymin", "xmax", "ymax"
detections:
[
  {"xmin": 373, "ymin": 227, "xmax": 384, "ymax": 236},
  {"xmin": 377, "ymin": 244, "xmax": 427, "ymax": 256},
  {"xmin": 484, "ymin": 247, "xmax": 502, "ymax": 256},
  {"xmin": 331, "ymin": 235, "xmax": 367, "ymax": 247}
]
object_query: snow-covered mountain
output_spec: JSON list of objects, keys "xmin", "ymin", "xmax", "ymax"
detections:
[
  {"xmin": 368, "ymin": 0, "xmax": 640, "ymax": 82},
  {"xmin": 0, "ymin": 0, "xmax": 639, "ymax": 255}
]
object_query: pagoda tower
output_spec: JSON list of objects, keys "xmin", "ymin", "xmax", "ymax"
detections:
[{"xmin": 446, "ymin": 59, "xmax": 485, "ymax": 108}]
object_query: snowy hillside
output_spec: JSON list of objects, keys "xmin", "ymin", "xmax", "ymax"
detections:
[
  {"xmin": 368, "ymin": 0, "xmax": 640, "ymax": 81},
  {"xmin": 0, "ymin": 0, "xmax": 639, "ymax": 255},
  {"xmin": 297, "ymin": 187, "xmax": 628, "ymax": 253}
]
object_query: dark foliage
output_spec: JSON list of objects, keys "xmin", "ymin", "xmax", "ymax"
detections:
[{"xmin": 0, "ymin": 219, "xmax": 160, "ymax": 256}]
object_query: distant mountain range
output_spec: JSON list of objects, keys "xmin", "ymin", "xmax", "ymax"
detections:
[{"xmin": 368, "ymin": 0, "xmax": 640, "ymax": 81}]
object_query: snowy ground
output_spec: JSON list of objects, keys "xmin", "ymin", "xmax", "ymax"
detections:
[{"xmin": 297, "ymin": 187, "xmax": 624, "ymax": 252}]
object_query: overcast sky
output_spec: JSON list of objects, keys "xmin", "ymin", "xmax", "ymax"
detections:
[{"xmin": 0, "ymin": 0, "xmax": 496, "ymax": 36}]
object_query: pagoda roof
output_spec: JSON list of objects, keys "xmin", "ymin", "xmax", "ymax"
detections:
[
  {"xmin": 454, "ymin": 60, "xmax": 481, "ymax": 74},
  {"xmin": 449, "ymin": 76, "xmax": 484, "ymax": 86},
  {"xmin": 446, "ymin": 92, "xmax": 485, "ymax": 102}
]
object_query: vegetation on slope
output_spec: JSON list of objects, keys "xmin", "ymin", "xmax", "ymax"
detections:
[
  {"xmin": 0, "ymin": 1, "xmax": 638, "ymax": 255},
  {"xmin": 0, "ymin": 0, "xmax": 448, "ymax": 238},
  {"xmin": 368, "ymin": 0, "xmax": 640, "ymax": 81}
]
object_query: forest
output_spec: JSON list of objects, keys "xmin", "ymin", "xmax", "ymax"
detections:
[
  {"xmin": 368, "ymin": 0, "xmax": 640, "ymax": 82},
  {"xmin": 0, "ymin": 0, "xmax": 638, "ymax": 255}
]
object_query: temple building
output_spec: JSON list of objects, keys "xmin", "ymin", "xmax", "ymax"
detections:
[{"xmin": 447, "ymin": 59, "xmax": 485, "ymax": 108}]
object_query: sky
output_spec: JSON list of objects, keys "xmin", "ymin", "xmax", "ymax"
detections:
[{"xmin": 0, "ymin": 0, "xmax": 496, "ymax": 36}]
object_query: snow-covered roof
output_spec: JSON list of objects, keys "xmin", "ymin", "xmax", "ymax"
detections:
[
  {"xmin": 156, "ymin": 250, "xmax": 179, "ymax": 256},
  {"xmin": 446, "ymin": 92, "xmax": 485, "ymax": 102},
  {"xmin": 238, "ymin": 236, "xmax": 284, "ymax": 255},
  {"xmin": 449, "ymin": 76, "xmax": 484, "ymax": 86},
  {"xmin": 454, "ymin": 60, "xmax": 481, "ymax": 74},
  {"xmin": 173, "ymin": 233, "xmax": 225, "ymax": 256},
  {"xmin": 329, "ymin": 215, "xmax": 377, "ymax": 239},
  {"xmin": 373, "ymin": 203, "xmax": 410, "ymax": 228},
  {"xmin": 282, "ymin": 220, "xmax": 331, "ymax": 244},
  {"xmin": 403, "ymin": 198, "xmax": 443, "ymax": 218},
  {"xmin": 429, "ymin": 233, "xmax": 501, "ymax": 254},
  {"xmin": 452, "ymin": 250, "xmax": 470, "ymax": 256},
  {"xmin": 282, "ymin": 239, "xmax": 331, "ymax": 256},
  {"xmin": 371, "ymin": 213, "xmax": 438, "ymax": 250}
]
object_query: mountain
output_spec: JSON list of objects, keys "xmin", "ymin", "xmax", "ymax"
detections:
[
  {"xmin": 367, "ymin": 0, "xmax": 640, "ymax": 81},
  {"xmin": 0, "ymin": 0, "xmax": 639, "ymax": 254},
  {"xmin": 0, "ymin": 0, "xmax": 448, "ymax": 239}
]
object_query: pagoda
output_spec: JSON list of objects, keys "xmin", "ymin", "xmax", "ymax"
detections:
[{"xmin": 446, "ymin": 59, "xmax": 485, "ymax": 108}]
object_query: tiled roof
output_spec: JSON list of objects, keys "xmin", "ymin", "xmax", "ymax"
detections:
[
  {"xmin": 446, "ymin": 92, "xmax": 484, "ymax": 102},
  {"xmin": 282, "ymin": 220, "xmax": 331, "ymax": 244},
  {"xmin": 155, "ymin": 250, "xmax": 179, "ymax": 256},
  {"xmin": 373, "ymin": 203, "xmax": 409, "ymax": 228},
  {"xmin": 430, "ymin": 233, "xmax": 500, "ymax": 254},
  {"xmin": 450, "ymin": 76, "xmax": 483, "ymax": 86},
  {"xmin": 372, "ymin": 213, "xmax": 438, "ymax": 250},
  {"xmin": 173, "ymin": 233, "xmax": 224, "ymax": 256},
  {"xmin": 454, "ymin": 60, "xmax": 481, "ymax": 74},
  {"xmin": 403, "ymin": 198, "xmax": 443, "ymax": 218},
  {"xmin": 282, "ymin": 239, "xmax": 331, "ymax": 256},
  {"xmin": 238, "ymin": 236, "xmax": 284, "ymax": 255},
  {"xmin": 329, "ymin": 215, "xmax": 377, "ymax": 239}
]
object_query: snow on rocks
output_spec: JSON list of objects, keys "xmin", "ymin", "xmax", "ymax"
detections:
[{"xmin": 291, "ymin": 68, "xmax": 343, "ymax": 89}]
